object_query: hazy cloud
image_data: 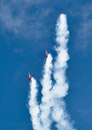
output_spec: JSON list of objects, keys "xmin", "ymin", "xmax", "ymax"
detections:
[
  {"xmin": 0, "ymin": 0, "xmax": 53, "ymax": 39},
  {"xmin": 75, "ymin": 4, "xmax": 92, "ymax": 50}
]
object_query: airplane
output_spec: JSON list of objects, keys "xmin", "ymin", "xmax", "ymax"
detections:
[
  {"xmin": 28, "ymin": 73, "xmax": 32, "ymax": 82},
  {"xmin": 45, "ymin": 50, "xmax": 48, "ymax": 58}
]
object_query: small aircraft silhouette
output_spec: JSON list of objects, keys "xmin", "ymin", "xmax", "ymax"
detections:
[
  {"xmin": 45, "ymin": 50, "xmax": 48, "ymax": 58},
  {"xmin": 28, "ymin": 73, "xmax": 32, "ymax": 82}
]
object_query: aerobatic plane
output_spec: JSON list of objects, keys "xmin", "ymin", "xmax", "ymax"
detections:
[
  {"xmin": 28, "ymin": 73, "xmax": 32, "ymax": 82},
  {"xmin": 45, "ymin": 50, "xmax": 48, "ymax": 58}
]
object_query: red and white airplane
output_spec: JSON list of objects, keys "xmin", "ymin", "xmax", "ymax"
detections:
[
  {"xmin": 45, "ymin": 50, "xmax": 48, "ymax": 58},
  {"xmin": 28, "ymin": 73, "xmax": 32, "ymax": 82}
]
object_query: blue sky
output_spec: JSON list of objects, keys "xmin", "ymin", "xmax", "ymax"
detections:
[{"xmin": 0, "ymin": 0, "xmax": 92, "ymax": 130}]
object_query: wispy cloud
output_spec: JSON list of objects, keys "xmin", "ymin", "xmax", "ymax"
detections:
[
  {"xmin": 72, "ymin": 3, "xmax": 92, "ymax": 51},
  {"xmin": 0, "ymin": 0, "xmax": 53, "ymax": 39}
]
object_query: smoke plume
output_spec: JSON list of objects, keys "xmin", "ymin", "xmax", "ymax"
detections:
[
  {"xmin": 28, "ymin": 78, "xmax": 42, "ymax": 130},
  {"xmin": 40, "ymin": 54, "xmax": 53, "ymax": 130},
  {"xmin": 51, "ymin": 14, "xmax": 76, "ymax": 130},
  {"xmin": 28, "ymin": 14, "xmax": 77, "ymax": 130}
]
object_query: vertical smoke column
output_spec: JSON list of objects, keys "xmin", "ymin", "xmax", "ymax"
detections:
[
  {"xmin": 51, "ymin": 14, "xmax": 76, "ymax": 130},
  {"xmin": 40, "ymin": 54, "xmax": 53, "ymax": 130},
  {"xmin": 28, "ymin": 78, "xmax": 42, "ymax": 130}
]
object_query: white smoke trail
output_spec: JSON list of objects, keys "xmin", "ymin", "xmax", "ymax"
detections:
[
  {"xmin": 28, "ymin": 14, "xmax": 77, "ymax": 130},
  {"xmin": 51, "ymin": 14, "xmax": 76, "ymax": 130},
  {"xmin": 28, "ymin": 78, "xmax": 42, "ymax": 130},
  {"xmin": 40, "ymin": 54, "xmax": 53, "ymax": 130}
]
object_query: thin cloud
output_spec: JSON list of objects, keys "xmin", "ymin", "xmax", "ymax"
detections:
[
  {"xmin": 0, "ymin": 0, "xmax": 53, "ymax": 39},
  {"xmin": 74, "ymin": 4, "xmax": 92, "ymax": 50}
]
